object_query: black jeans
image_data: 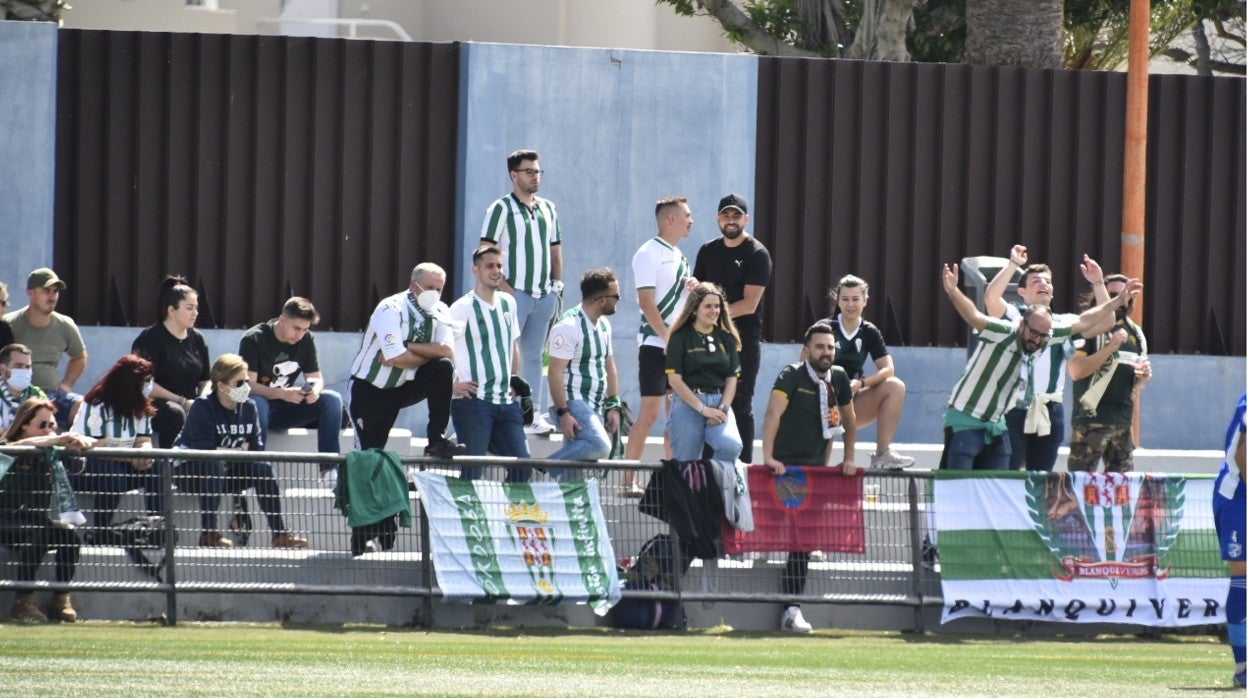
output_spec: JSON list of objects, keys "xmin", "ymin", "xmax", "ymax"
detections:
[{"xmin": 348, "ymin": 358, "xmax": 453, "ymax": 451}]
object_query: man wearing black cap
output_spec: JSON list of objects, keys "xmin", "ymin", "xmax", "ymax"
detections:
[
  {"xmin": 693, "ymin": 194, "xmax": 772, "ymax": 463},
  {"xmin": 2, "ymin": 267, "xmax": 87, "ymax": 429}
]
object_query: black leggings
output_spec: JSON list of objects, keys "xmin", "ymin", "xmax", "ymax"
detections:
[{"xmin": 1, "ymin": 518, "xmax": 80, "ymax": 582}]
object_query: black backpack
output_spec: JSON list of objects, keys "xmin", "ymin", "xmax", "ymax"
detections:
[
  {"xmin": 610, "ymin": 534, "xmax": 691, "ymax": 630},
  {"xmin": 99, "ymin": 516, "xmax": 172, "ymax": 581}
]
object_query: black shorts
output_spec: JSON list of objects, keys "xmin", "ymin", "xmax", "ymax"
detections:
[{"xmin": 637, "ymin": 345, "xmax": 670, "ymax": 397}]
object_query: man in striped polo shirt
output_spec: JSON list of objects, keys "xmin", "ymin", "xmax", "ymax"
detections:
[
  {"xmin": 449, "ymin": 245, "xmax": 531, "ymax": 483},
  {"xmin": 480, "ymin": 149, "xmax": 564, "ymax": 436},
  {"xmin": 622, "ymin": 195, "xmax": 697, "ymax": 496},
  {"xmin": 984, "ymin": 245, "xmax": 1111, "ymax": 471},
  {"xmin": 546, "ymin": 268, "xmax": 624, "ymax": 481},
  {"xmin": 939, "ymin": 263, "xmax": 1139, "ymax": 470},
  {"xmin": 348, "ymin": 262, "xmax": 465, "ymax": 457}
]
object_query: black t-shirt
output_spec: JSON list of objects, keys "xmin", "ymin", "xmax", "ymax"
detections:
[
  {"xmin": 818, "ymin": 316, "xmax": 889, "ymax": 381},
  {"xmin": 131, "ymin": 323, "xmax": 211, "ymax": 400},
  {"xmin": 238, "ymin": 318, "xmax": 321, "ymax": 388},
  {"xmin": 692, "ymin": 235, "xmax": 772, "ymax": 332},
  {"xmin": 0, "ymin": 319, "xmax": 13, "ymax": 350}
]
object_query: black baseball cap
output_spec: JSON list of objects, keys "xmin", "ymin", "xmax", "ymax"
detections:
[{"xmin": 717, "ymin": 194, "xmax": 748, "ymax": 214}]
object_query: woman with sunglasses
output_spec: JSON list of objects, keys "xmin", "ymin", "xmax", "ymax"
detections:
[
  {"xmin": 130, "ymin": 276, "xmax": 211, "ymax": 449},
  {"xmin": 174, "ymin": 353, "xmax": 308, "ymax": 549},
  {"xmin": 70, "ymin": 353, "xmax": 166, "ymax": 535},
  {"xmin": 0, "ymin": 398, "xmax": 95, "ymax": 622},
  {"xmin": 664, "ymin": 281, "xmax": 743, "ymax": 462}
]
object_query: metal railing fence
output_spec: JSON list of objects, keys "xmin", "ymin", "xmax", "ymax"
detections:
[{"xmin": 0, "ymin": 446, "xmax": 941, "ymax": 629}]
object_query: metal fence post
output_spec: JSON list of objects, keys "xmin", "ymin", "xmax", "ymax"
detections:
[
  {"xmin": 161, "ymin": 458, "xmax": 178, "ymax": 626},
  {"xmin": 907, "ymin": 475, "xmax": 925, "ymax": 633}
]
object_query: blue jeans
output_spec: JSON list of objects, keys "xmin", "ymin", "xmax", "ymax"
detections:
[
  {"xmin": 943, "ymin": 427, "xmax": 1011, "ymax": 471},
  {"xmin": 512, "ymin": 291, "xmax": 559, "ymax": 410},
  {"xmin": 547, "ymin": 400, "xmax": 610, "ymax": 481},
  {"xmin": 48, "ymin": 389, "xmax": 83, "ymax": 431},
  {"xmin": 71, "ymin": 457, "xmax": 169, "ymax": 529},
  {"xmin": 253, "ymin": 389, "xmax": 344, "ymax": 454},
  {"xmin": 177, "ymin": 459, "xmax": 288, "ymax": 534},
  {"xmin": 1005, "ymin": 402, "xmax": 1064, "ymax": 472},
  {"xmin": 668, "ymin": 391, "xmax": 742, "ymax": 462},
  {"xmin": 450, "ymin": 398, "xmax": 531, "ymax": 482}
]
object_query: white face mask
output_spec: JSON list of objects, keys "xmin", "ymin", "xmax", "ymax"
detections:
[
  {"xmin": 7, "ymin": 368, "xmax": 32, "ymax": 391},
  {"xmin": 416, "ymin": 288, "xmax": 441, "ymax": 312},
  {"xmin": 228, "ymin": 383, "xmax": 251, "ymax": 403},
  {"xmin": 142, "ymin": 380, "xmax": 155, "ymax": 398}
]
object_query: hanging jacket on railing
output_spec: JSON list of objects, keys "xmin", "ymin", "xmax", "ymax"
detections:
[
  {"xmin": 638, "ymin": 458, "xmax": 724, "ymax": 559},
  {"xmin": 333, "ymin": 449, "xmax": 411, "ymax": 529}
]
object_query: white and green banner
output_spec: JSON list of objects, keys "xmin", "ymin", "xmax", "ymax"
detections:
[
  {"xmin": 414, "ymin": 474, "xmax": 621, "ymax": 614},
  {"xmin": 935, "ymin": 471, "xmax": 1228, "ymax": 626}
]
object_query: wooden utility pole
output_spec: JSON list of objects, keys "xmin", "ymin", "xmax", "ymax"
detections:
[
  {"xmin": 1123, "ymin": 0, "xmax": 1150, "ymax": 444},
  {"xmin": 1122, "ymin": 0, "xmax": 1149, "ymax": 318}
]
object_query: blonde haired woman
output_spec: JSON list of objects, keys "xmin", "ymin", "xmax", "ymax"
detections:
[{"xmin": 174, "ymin": 354, "xmax": 308, "ymax": 549}]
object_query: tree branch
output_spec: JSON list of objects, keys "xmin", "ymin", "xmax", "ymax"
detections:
[{"xmin": 696, "ymin": 0, "xmax": 823, "ymax": 56}]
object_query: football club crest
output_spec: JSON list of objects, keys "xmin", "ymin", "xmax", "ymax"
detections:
[
  {"xmin": 505, "ymin": 501, "xmax": 560, "ymax": 597},
  {"xmin": 1026, "ymin": 472, "xmax": 1182, "ymax": 588}
]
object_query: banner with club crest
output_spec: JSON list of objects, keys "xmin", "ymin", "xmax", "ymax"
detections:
[
  {"xmin": 934, "ymin": 471, "xmax": 1228, "ymax": 626},
  {"xmin": 414, "ymin": 474, "xmax": 621, "ymax": 614}
]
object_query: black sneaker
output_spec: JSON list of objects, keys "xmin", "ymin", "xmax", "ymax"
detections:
[
  {"xmin": 228, "ymin": 495, "xmax": 253, "ymax": 547},
  {"xmin": 921, "ymin": 533, "xmax": 939, "ymax": 568},
  {"xmin": 425, "ymin": 437, "xmax": 468, "ymax": 459}
]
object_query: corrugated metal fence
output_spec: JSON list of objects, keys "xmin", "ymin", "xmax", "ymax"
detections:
[
  {"xmin": 54, "ymin": 30, "xmax": 460, "ymax": 331},
  {"xmin": 53, "ymin": 31, "xmax": 1244, "ymax": 353},
  {"xmin": 754, "ymin": 58, "xmax": 1245, "ymax": 353}
]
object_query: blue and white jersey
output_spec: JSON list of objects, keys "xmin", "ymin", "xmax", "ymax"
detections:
[{"xmin": 1215, "ymin": 393, "xmax": 1247, "ymax": 503}]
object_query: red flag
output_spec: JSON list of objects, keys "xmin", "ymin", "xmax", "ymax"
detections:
[{"xmin": 723, "ymin": 465, "xmax": 865, "ymax": 554}]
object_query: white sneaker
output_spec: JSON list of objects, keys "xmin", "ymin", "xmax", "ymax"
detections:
[
  {"xmin": 525, "ymin": 413, "xmax": 556, "ymax": 435},
  {"xmin": 319, "ymin": 469, "xmax": 338, "ymax": 489},
  {"xmin": 809, "ymin": 550, "xmax": 826, "ymax": 562},
  {"xmin": 871, "ymin": 448, "xmax": 916, "ymax": 470},
  {"xmin": 780, "ymin": 605, "xmax": 812, "ymax": 632}
]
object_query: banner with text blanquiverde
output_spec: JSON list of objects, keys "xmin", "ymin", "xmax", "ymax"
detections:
[
  {"xmin": 414, "ymin": 474, "xmax": 621, "ymax": 614},
  {"xmin": 935, "ymin": 471, "xmax": 1228, "ymax": 626}
]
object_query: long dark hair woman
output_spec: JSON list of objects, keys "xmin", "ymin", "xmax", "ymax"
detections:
[
  {"xmin": 0, "ymin": 398, "xmax": 95, "ymax": 622},
  {"xmin": 663, "ymin": 281, "xmax": 743, "ymax": 462},
  {"xmin": 70, "ymin": 353, "xmax": 166, "ymax": 533},
  {"xmin": 130, "ymin": 276, "xmax": 210, "ymax": 448}
]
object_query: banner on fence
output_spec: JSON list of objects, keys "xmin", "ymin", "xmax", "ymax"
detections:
[
  {"xmin": 722, "ymin": 465, "xmax": 864, "ymax": 555},
  {"xmin": 935, "ymin": 471, "xmax": 1228, "ymax": 626},
  {"xmin": 414, "ymin": 474, "xmax": 620, "ymax": 614}
]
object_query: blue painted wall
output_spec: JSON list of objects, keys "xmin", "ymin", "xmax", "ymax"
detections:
[{"xmin": 0, "ymin": 21, "xmax": 57, "ymax": 292}]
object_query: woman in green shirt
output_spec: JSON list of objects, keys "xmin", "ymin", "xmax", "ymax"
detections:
[{"xmin": 664, "ymin": 282, "xmax": 743, "ymax": 462}]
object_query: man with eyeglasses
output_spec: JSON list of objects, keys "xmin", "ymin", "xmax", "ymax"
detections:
[
  {"xmin": 480, "ymin": 148, "xmax": 564, "ymax": 437},
  {"xmin": 0, "ymin": 282, "xmax": 14, "ymax": 350},
  {"xmin": 939, "ymin": 263, "xmax": 1139, "ymax": 471},
  {"xmin": 544, "ymin": 268, "xmax": 624, "ymax": 480},
  {"xmin": 347, "ymin": 262, "xmax": 466, "ymax": 458},
  {"xmin": 240, "ymin": 297, "xmax": 345, "ymax": 485},
  {"xmin": 983, "ymin": 245, "xmax": 1111, "ymax": 471},
  {"xmin": 0, "ymin": 344, "xmax": 46, "ymax": 431},
  {"xmin": 2, "ymin": 268, "xmax": 87, "ymax": 430},
  {"xmin": 693, "ymin": 194, "xmax": 773, "ymax": 463}
]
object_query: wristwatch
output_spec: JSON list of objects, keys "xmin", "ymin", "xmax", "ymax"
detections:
[{"xmin": 556, "ymin": 406, "xmax": 570, "ymax": 417}]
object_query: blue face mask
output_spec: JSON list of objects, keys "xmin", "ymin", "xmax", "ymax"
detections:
[{"xmin": 7, "ymin": 368, "xmax": 32, "ymax": 391}]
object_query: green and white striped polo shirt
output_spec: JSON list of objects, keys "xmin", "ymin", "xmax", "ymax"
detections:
[
  {"xmin": 547, "ymin": 306, "xmax": 613, "ymax": 411},
  {"xmin": 1003, "ymin": 304, "xmax": 1077, "ymax": 403},
  {"xmin": 449, "ymin": 291, "xmax": 520, "ymax": 405},
  {"xmin": 947, "ymin": 317, "xmax": 1072, "ymax": 423},
  {"xmin": 0, "ymin": 383, "xmax": 46, "ymax": 432},
  {"xmin": 480, "ymin": 193, "xmax": 562, "ymax": 297},
  {"xmin": 351, "ymin": 290, "xmax": 452, "ymax": 389},
  {"xmin": 631, "ymin": 236, "xmax": 689, "ymax": 348},
  {"xmin": 72, "ymin": 401, "xmax": 152, "ymax": 446}
]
